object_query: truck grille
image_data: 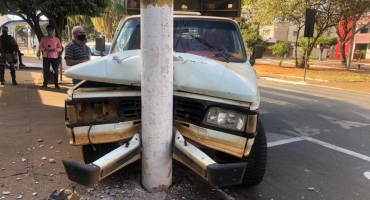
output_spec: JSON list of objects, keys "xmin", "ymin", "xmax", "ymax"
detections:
[
  {"xmin": 119, "ymin": 97, "xmax": 205, "ymax": 123},
  {"xmin": 174, "ymin": 99, "xmax": 204, "ymax": 123},
  {"xmin": 120, "ymin": 99, "xmax": 142, "ymax": 120}
]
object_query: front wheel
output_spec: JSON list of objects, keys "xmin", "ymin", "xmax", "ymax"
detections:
[{"xmin": 242, "ymin": 120, "xmax": 267, "ymax": 186}]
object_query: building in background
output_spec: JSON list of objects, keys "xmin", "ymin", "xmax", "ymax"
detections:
[
  {"xmin": 334, "ymin": 17, "xmax": 370, "ymax": 61},
  {"xmin": 260, "ymin": 21, "xmax": 337, "ymax": 60}
]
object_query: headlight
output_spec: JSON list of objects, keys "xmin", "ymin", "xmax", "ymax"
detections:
[{"xmin": 202, "ymin": 107, "xmax": 246, "ymax": 131}]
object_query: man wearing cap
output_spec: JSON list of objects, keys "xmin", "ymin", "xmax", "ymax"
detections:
[
  {"xmin": 0, "ymin": 26, "xmax": 19, "ymax": 85},
  {"xmin": 39, "ymin": 24, "xmax": 63, "ymax": 89}
]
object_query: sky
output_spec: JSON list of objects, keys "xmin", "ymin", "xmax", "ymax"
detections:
[{"xmin": 8, "ymin": 14, "xmax": 47, "ymax": 20}]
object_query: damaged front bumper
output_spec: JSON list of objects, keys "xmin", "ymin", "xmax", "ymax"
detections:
[{"xmin": 62, "ymin": 129, "xmax": 247, "ymax": 187}]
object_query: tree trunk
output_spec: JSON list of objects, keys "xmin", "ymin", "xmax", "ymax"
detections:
[
  {"xmin": 294, "ymin": 26, "xmax": 302, "ymax": 67},
  {"xmin": 340, "ymin": 43, "xmax": 347, "ymax": 64},
  {"xmin": 294, "ymin": 34, "xmax": 299, "ymax": 67}
]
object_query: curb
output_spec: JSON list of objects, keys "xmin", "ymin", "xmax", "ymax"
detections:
[{"xmin": 258, "ymin": 76, "xmax": 370, "ymax": 95}]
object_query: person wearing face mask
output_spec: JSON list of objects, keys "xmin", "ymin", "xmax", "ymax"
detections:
[
  {"xmin": 64, "ymin": 26, "xmax": 91, "ymax": 85},
  {"xmin": 0, "ymin": 26, "xmax": 19, "ymax": 85},
  {"xmin": 38, "ymin": 24, "xmax": 63, "ymax": 89}
]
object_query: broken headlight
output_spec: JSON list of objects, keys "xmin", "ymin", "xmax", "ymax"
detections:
[{"xmin": 202, "ymin": 107, "xmax": 246, "ymax": 131}]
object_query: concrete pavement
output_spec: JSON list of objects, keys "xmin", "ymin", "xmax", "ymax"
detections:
[
  {"xmin": 0, "ymin": 53, "xmax": 226, "ymax": 199},
  {"xmin": 0, "ymin": 70, "xmax": 80, "ymax": 199}
]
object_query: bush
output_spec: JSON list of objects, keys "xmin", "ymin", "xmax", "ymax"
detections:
[{"xmin": 268, "ymin": 43, "xmax": 292, "ymax": 67}]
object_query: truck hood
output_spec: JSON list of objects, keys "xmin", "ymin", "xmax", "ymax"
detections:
[{"xmin": 63, "ymin": 50, "xmax": 258, "ymax": 102}]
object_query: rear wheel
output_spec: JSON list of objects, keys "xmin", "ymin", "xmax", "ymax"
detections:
[
  {"xmin": 82, "ymin": 143, "xmax": 119, "ymax": 164},
  {"xmin": 242, "ymin": 120, "xmax": 267, "ymax": 186}
]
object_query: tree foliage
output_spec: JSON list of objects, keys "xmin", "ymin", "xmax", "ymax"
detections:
[
  {"xmin": 0, "ymin": 0, "xmax": 109, "ymax": 43},
  {"xmin": 354, "ymin": 49, "xmax": 366, "ymax": 62},
  {"xmin": 316, "ymin": 36, "xmax": 338, "ymax": 60},
  {"xmin": 268, "ymin": 43, "xmax": 293, "ymax": 67},
  {"xmin": 241, "ymin": 24, "xmax": 265, "ymax": 60},
  {"xmin": 91, "ymin": 0, "xmax": 126, "ymax": 42},
  {"xmin": 334, "ymin": 0, "xmax": 370, "ymax": 65},
  {"xmin": 242, "ymin": 0, "xmax": 370, "ymax": 68}
]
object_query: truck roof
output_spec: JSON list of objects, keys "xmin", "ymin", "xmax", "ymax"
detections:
[{"xmin": 123, "ymin": 13, "xmax": 240, "ymax": 23}]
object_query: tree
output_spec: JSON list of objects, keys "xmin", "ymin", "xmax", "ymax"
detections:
[
  {"xmin": 335, "ymin": 0, "xmax": 370, "ymax": 65},
  {"xmin": 242, "ymin": 0, "xmax": 307, "ymax": 67},
  {"xmin": 268, "ymin": 43, "xmax": 292, "ymax": 67},
  {"xmin": 316, "ymin": 36, "xmax": 338, "ymax": 60},
  {"xmin": 241, "ymin": 24, "xmax": 265, "ymax": 60},
  {"xmin": 243, "ymin": 0, "xmax": 352, "ymax": 68},
  {"xmin": 91, "ymin": 0, "xmax": 126, "ymax": 42},
  {"xmin": 0, "ymin": 0, "xmax": 109, "ymax": 42},
  {"xmin": 65, "ymin": 15, "xmax": 95, "ymax": 42},
  {"xmin": 354, "ymin": 49, "xmax": 366, "ymax": 62}
]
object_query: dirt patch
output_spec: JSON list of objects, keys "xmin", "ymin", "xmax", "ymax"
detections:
[{"xmin": 254, "ymin": 62, "xmax": 370, "ymax": 94}]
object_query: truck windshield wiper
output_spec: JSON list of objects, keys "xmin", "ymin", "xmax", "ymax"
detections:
[{"xmin": 190, "ymin": 35, "xmax": 229, "ymax": 62}]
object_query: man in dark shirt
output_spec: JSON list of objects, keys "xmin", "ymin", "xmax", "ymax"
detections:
[{"xmin": 64, "ymin": 26, "xmax": 91, "ymax": 85}]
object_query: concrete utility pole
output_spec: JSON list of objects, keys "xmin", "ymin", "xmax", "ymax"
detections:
[
  {"xmin": 141, "ymin": 0, "xmax": 173, "ymax": 191},
  {"xmin": 346, "ymin": 21, "xmax": 356, "ymax": 71}
]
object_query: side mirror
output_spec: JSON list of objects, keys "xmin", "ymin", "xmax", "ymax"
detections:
[
  {"xmin": 95, "ymin": 37, "xmax": 105, "ymax": 57},
  {"xmin": 250, "ymin": 44, "xmax": 264, "ymax": 66},
  {"xmin": 253, "ymin": 44, "xmax": 264, "ymax": 59}
]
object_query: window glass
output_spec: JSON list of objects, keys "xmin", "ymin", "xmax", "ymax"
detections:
[{"xmin": 112, "ymin": 18, "xmax": 246, "ymax": 62}]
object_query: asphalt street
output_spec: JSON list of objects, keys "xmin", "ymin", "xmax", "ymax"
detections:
[
  {"xmin": 0, "ymin": 69, "xmax": 369, "ymax": 199},
  {"xmin": 224, "ymin": 79, "xmax": 370, "ymax": 200}
]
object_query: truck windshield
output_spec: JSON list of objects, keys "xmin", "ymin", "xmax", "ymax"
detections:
[{"xmin": 111, "ymin": 18, "xmax": 246, "ymax": 62}]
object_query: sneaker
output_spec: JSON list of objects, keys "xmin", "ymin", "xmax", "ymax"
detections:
[
  {"xmin": 0, "ymin": 81, "xmax": 4, "ymax": 85},
  {"xmin": 20, "ymin": 53, "xmax": 24, "ymax": 56},
  {"xmin": 40, "ymin": 85, "xmax": 47, "ymax": 89},
  {"xmin": 55, "ymin": 85, "xmax": 61, "ymax": 89},
  {"xmin": 12, "ymin": 81, "xmax": 18, "ymax": 85},
  {"xmin": 19, "ymin": 63, "xmax": 26, "ymax": 67}
]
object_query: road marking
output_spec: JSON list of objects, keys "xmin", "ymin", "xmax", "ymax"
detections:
[
  {"xmin": 259, "ymin": 77, "xmax": 307, "ymax": 85},
  {"xmin": 261, "ymin": 97, "xmax": 300, "ymax": 108},
  {"xmin": 281, "ymin": 120, "xmax": 322, "ymax": 137},
  {"xmin": 318, "ymin": 114, "xmax": 370, "ymax": 129},
  {"xmin": 364, "ymin": 172, "xmax": 370, "ymax": 180},
  {"xmin": 267, "ymin": 137, "xmax": 303, "ymax": 147},
  {"xmin": 262, "ymin": 90, "xmax": 319, "ymax": 102},
  {"xmin": 302, "ymin": 136, "xmax": 370, "ymax": 162},
  {"xmin": 352, "ymin": 111, "xmax": 370, "ymax": 121},
  {"xmin": 268, "ymin": 136, "xmax": 370, "ymax": 163}
]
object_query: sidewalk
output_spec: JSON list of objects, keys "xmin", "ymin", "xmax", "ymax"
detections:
[
  {"xmin": 18, "ymin": 46, "xmax": 43, "ymax": 70},
  {"xmin": 0, "ymin": 70, "xmax": 79, "ymax": 199},
  {"xmin": 0, "ymin": 71, "xmax": 230, "ymax": 199}
]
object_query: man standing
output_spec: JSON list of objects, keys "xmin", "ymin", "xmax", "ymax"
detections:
[
  {"xmin": 39, "ymin": 24, "xmax": 62, "ymax": 89},
  {"xmin": 0, "ymin": 26, "xmax": 19, "ymax": 85},
  {"xmin": 64, "ymin": 26, "xmax": 91, "ymax": 85}
]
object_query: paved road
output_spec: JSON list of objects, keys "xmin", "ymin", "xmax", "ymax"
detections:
[
  {"xmin": 1, "ymin": 70, "xmax": 369, "ymax": 199},
  {"xmin": 225, "ymin": 79, "xmax": 370, "ymax": 200}
]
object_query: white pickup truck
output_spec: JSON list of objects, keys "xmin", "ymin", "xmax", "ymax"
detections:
[{"xmin": 62, "ymin": 9, "xmax": 266, "ymax": 187}]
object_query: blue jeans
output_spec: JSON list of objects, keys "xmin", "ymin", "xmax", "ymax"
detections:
[{"xmin": 43, "ymin": 58, "xmax": 59, "ymax": 86}]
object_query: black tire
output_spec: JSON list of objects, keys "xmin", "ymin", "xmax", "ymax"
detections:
[
  {"xmin": 82, "ymin": 143, "xmax": 119, "ymax": 164},
  {"xmin": 242, "ymin": 120, "xmax": 267, "ymax": 186}
]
